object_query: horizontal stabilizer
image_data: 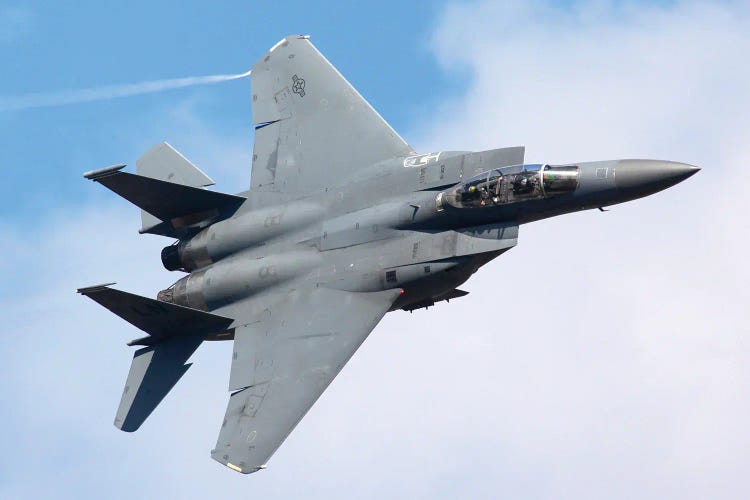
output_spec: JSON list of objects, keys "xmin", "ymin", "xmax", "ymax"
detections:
[
  {"xmin": 82, "ymin": 166, "xmax": 246, "ymax": 237},
  {"xmin": 115, "ymin": 334, "xmax": 203, "ymax": 431},
  {"xmin": 77, "ymin": 284, "xmax": 233, "ymax": 344}
]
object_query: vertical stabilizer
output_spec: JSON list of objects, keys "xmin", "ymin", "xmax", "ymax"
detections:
[
  {"xmin": 136, "ymin": 142, "xmax": 216, "ymax": 232},
  {"xmin": 115, "ymin": 335, "xmax": 203, "ymax": 432}
]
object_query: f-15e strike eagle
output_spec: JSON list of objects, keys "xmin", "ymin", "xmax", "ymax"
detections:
[{"xmin": 79, "ymin": 35, "xmax": 699, "ymax": 474}]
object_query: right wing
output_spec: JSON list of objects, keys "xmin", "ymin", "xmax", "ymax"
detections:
[
  {"xmin": 211, "ymin": 286, "xmax": 402, "ymax": 474},
  {"xmin": 250, "ymin": 35, "xmax": 414, "ymax": 194}
]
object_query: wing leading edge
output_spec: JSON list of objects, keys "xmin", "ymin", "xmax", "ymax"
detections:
[{"xmin": 211, "ymin": 287, "xmax": 402, "ymax": 474}]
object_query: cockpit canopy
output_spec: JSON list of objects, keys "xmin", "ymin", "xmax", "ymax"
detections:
[{"xmin": 440, "ymin": 164, "xmax": 579, "ymax": 209}]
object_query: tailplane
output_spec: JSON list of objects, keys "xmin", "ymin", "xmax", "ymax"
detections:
[
  {"xmin": 115, "ymin": 336, "xmax": 202, "ymax": 431},
  {"xmin": 137, "ymin": 143, "xmax": 218, "ymax": 233},
  {"xmin": 137, "ymin": 142, "xmax": 215, "ymax": 188},
  {"xmin": 83, "ymin": 143, "xmax": 246, "ymax": 238},
  {"xmin": 77, "ymin": 283, "xmax": 233, "ymax": 345},
  {"xmin": 78, "ymin": 284, "xmax": 234, "ymax": 431}
]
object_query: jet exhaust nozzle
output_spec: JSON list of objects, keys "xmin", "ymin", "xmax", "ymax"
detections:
[{"xmin": 161, "ymin": 244, "xmax": 183, "ymax": 271}]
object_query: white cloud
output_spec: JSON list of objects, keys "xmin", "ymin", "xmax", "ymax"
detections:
[
  {"xmin": 2, "ymin": 1, "xmax": 749, "ymax": 499},
  {"xmin": 404, "ymin": 1, "xmax": 750, "ymax": 498}
]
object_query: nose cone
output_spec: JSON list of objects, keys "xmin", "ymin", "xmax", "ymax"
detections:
[{"xmin": 615, "ymin": 160, "xmax": 700, "ymax": 196}]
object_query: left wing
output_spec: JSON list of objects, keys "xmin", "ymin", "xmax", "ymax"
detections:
[
  {"xmin": 249, "ymin": 35, "xmax": 413, "ymax": 195},
  {"xmin": 211, "ymin": 287, "xmax": 402, "ymax": 474}
]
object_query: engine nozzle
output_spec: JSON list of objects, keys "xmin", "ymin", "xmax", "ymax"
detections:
[{"xmin": 161, "ymin": 244, "xmax": 184, "ymax": 271}]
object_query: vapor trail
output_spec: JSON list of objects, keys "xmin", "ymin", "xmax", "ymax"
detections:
[{"xmin": 0, "ymin": 69, "xmax": 252, "ymax": 112}]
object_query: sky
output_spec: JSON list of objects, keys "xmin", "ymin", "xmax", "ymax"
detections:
[{"xmin": 1, "ymin": 1, "xmax": 748, "ymax": 499}]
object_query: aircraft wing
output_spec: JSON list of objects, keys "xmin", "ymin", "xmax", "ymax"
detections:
[
  {"xmin": 211, "ymin": 286, "xmax": 402, "ymax": 474},
  {"xmin": 249, "ymin": 35, "xmax": 414, "ymax": 194}
]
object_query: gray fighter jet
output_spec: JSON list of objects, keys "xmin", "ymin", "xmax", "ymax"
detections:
[{"xmin": 79, "ymin": 35, "xmax": 699, "ymax": 474}]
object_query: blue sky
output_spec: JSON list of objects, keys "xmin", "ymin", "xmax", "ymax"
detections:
[
  {"xmin": 0, "ymin": 0, "xmax": 461, "ymax": 219},
  {"xmin": 1, "ymin": 1, "xmax": 749, "ymax": 499}
]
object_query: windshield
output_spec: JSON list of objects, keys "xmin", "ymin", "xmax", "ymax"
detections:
[
  {"xmin": 542, "ymin": 165, "xmax": 579, "ymax": 194},
  {"xmin": 439, "ymin": 163, "xmax": 579, "ymax": 209}
]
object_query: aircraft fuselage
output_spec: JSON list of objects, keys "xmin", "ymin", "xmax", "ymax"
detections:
[{"xmin": 159, "ymin": 151, "xmax": 698, "ymax": 316}]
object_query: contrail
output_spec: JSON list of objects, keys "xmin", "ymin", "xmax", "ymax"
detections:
[{"xmin": 0, "ymin": 69, "xmax": 252, "ymax": 112}]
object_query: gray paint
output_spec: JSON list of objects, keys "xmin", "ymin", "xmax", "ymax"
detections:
[{"xmin": 80, "ymin": 34, "xmax": 700, "ymax": 474}]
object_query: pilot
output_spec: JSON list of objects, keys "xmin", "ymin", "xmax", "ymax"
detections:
[{"xmin": 513, "ymin": 175, "xmax": 532, "ymax": 194}]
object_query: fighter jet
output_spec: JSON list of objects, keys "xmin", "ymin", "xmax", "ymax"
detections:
[{"xmin": 79, "ymin": 35, "xmax": 699, "ymax": 474}]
